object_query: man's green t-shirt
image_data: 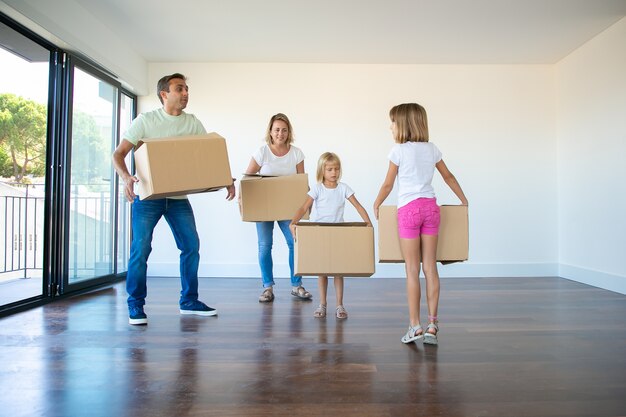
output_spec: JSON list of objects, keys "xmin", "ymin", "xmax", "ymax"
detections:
[
  {"xmin": 123, "ymin": 108, "xmax": 207, "ymax": 199},
  {"xmin": 123, "ymin": 108, "xmax": 207, "ymax": 145}
]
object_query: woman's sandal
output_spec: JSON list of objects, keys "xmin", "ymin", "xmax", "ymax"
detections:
[
  {"xmin": 336, "ymin": 305, "xmax": 348, "ymax": 319},
  {"xmin": 258, "ymin": 288, "xmax": 275, "ymax": 303},
  {"xmin": 314, "ymin": 304, "xmax": 327, "ymax": 318},
  {"xmin": 423, "ymin": 316, "xmax": 439, "ymax": 345},
  {"xmin": 291, "ymin": 286, "xmax": 312, "ymax": 300},
  {"xmin": 401, "ymin": 324, "xmax": 424, "ymax": 344}
]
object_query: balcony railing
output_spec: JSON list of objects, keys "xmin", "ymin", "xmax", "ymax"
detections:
[
  {"xmin": 1, "ymin": 181, "xmax": 127, "ymax": 283},
  {"xmin": 1, "ymin": 194, "xmax": 43, "ymax": 279}
]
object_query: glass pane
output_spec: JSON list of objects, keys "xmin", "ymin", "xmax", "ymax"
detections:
[
  {"xmin": 116, "ymin": 93, "xmax": 133, "ymax": 274},
  {"xmin": 68, "ymin": 67, "xmax": 116, "ymax": 284},
  {"xmin": 0, "ymin": 23, "xmax": 49, "ymax": 305}
]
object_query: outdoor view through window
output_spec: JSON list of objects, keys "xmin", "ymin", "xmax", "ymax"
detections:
[
  {"xmin": 1, "ymin": 27, "xmax": 129, "ymax": 308},
  {"xmin": 0, "ymin": 41, "xmax": 49, "ymax": 305}
]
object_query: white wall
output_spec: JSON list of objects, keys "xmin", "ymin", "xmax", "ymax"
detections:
[
  {"xmin": 5, "ymin": 0, "xmax": 623, "ymax": 293},
  {"xmin": 556, "ymin": 17, "xmax": 626, "ymax": 294},
  {"xmin": 141, "ymin": 63, "xmax": 559, "ymax": 280}
]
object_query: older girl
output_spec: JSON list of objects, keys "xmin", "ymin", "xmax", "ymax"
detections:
[{"xmin": 374, "ymin": 103, "xmax": 468, "ymax": 345}]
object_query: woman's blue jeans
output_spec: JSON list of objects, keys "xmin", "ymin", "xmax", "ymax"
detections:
[
  {"xmin": 256, "ymin": 220, "xmax": 301, "ymax": 288},
  {"xmin": 126, "ymin": 197, "xmax": 200, "ymax": 308}
]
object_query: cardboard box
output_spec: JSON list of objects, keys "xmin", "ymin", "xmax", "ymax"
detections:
[
  {"xmin": 378, "ymin": 205, "xmax": 468, "ymax": 263},
  {"xmin": 240, "ymin": 174, "xmax": 310, "ymax": 221},
  {"xmin": 295, "ymin": 222, "xmax": 375, "ymax": 277},
  {"xmin": 134, "ymin": 133, "xmax": 233, "ymax": 200}
]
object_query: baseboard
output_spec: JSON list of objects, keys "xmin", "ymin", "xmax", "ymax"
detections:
[
  {"xmin": 146, "ymin": 261, "xmax": 625, "ymax": 295},
  {"xmin": 559, "ymin": 264, "xmax": 626, "ymax": 295},
  {"xmin": 372, "ymin": 262, "xmax": 560, "ymax": 278},
  {"xmin": 147, "ymin": 262, "xmax": 560, "ymax": 279}
]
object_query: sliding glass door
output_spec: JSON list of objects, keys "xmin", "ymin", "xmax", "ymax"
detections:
[
  {"xmin": 0, "ymin": 19, "xmax": 50, "ymax": 306},
  {"xmin": 66, "ymin": 65, "xmax": 117, "ymax": 285},
  {"xmin": 0, "ymin": 14, "xmax": 136, "ymax": 313}
]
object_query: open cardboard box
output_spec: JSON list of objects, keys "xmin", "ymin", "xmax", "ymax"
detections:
[
  {"xmin": 378, "ymin": 205, "xmax": 468, "ymax": 263},
  {"xmin": 295, "ymin": 222, "xmax": 374, "ymax": 277},
  {"xmin": 134, "ymin": 132, "xmax": 233, "ymax": 200},
  {"xmin": 240, "ymin": 173, "xmax": 309, "ymax": 221}
]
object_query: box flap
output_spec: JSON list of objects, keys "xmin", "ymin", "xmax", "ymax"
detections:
[
  {"xmin": 241, "ymin": 173, "xmax": 277, "ymax": 178},
  {"xmin": 296, "ymin": 222, "xmax": 369, "ymax": 227},
  {"xmin": 136, "ymin": 132, "xmax": 225, "ymax": 149}
]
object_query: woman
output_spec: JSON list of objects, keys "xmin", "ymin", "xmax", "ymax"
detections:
[{"xmin": 245, "ymin": 113, "xmax": 313, "ymax": 303}]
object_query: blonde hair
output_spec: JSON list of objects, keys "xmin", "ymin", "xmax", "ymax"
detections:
[
  {"xmin": 316, "ymin": 152, "xmax": 342, "ymax": 183},
  {"xmin": 389, "ymin": 103, "xmax": 429, "ymax": 143},
  {"xmin": 264, "ymin": 113, "xmax": 295, "ymax": 145}
]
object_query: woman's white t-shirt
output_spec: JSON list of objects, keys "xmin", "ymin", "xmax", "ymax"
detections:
[
  {"xmin": 253, "ymin": 145, "xmax": 305, "ymax": 176},
  {"xmin": 308, "ymin": 182, "xmax": 354, "ymax": 223},
  {"xmin": 388, "ymin": 142, "xmax": 442, "ymax": 208}
]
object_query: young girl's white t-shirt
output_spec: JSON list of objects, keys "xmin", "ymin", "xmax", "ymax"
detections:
[
  {"xmin": 308, "ymin": 182, "xmax": 354, "ymax": 223},
  {"xmin": 388, "ymin": 141, "xmax": 442, "ymax": 208},
  {"xmin": 253, "ymin": 145, "xmax": 305, "ymax": 176}
]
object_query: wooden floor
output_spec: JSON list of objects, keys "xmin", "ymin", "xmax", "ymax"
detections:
[{"xmin": 0, "ymin": 276, "xmax": 625, "ymax": 417}]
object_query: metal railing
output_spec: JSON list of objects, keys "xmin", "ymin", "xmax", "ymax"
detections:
[
  {"xmin": 1, "ymin": 194, "xmax": 43, "ymax": 278},
  {"xmin": 69, "ymin": 188, "xmax": 113, "ymax": 279},
  {"xmin": 1, "ymin": 181, "xmax": 128, "ymax": 282}
]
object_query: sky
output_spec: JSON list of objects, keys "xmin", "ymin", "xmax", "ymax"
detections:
[
  {"xmin": 0, "ymin": 47, "xmax": 49, "ymax": 104},
  {"xmin": 0, "ymin": 46, "xmax": 112, "ymax": 116}
]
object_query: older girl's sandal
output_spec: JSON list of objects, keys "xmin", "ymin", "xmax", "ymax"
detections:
[
  {"xmin": 423, "ymin": 322, "xmax": 439, "ymax": 345},
  {"xmin": 401, "ymin": 325, "xmax": 424, "ymax": 344}
]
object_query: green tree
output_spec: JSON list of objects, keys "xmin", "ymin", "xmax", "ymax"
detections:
[
  {"xmin": 71, "ymin": 111, "xmax": 108, "ymax": 188},
  {"xmin": 0, "ymin": 146, "xmax": 16, "ymax": 177},
  {"xmin": 0, "ymin": 93, "xmax": 47, "ymax": 182}
]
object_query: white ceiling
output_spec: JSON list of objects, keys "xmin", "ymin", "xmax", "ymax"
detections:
[{"xmin": 75, "ymin": 0, "xmax": 626, "ymax": 64}]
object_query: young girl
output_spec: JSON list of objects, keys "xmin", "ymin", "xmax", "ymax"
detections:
[
  {"xmin": 373, "ymin": 103, "xmax": 468, "ymax": 345},
  {"xmin": 290, "ymin": 152, "xmax": 372, "ymax": 319}
]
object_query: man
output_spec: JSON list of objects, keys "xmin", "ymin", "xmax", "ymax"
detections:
[{"xmin": 112, "ymin": 73, "xmax": 235, "ymax": 325}]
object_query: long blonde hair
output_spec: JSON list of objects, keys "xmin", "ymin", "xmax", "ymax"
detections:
[
  {"xmin": 316, "ymin": 152, "xmax": 342, "ymax": 183},
  {"xmin": 389, "ymin": 103, "xmax": 429, "ymax": 143}
]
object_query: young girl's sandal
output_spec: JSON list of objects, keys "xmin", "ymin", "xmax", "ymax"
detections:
[
  {"xmin": 423, "ymin": 318, "xmax": 439, "ymax": 345},
  {"xmin": 335, "ymin": 305, "xmax": 348, "ymax": 319},
  {"xmin": 313, "ymin": 304, "xmax": 327, "ymax": 318}
]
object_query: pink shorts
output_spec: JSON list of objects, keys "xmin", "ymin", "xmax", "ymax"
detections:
[{"xmin": 397, "ymin": 198, "xmax": 440, "ymax": 239}]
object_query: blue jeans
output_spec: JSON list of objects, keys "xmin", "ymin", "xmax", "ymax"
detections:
[
  {"xmin": 256, "ymin": 220, "xmax": 301, "ymax": 288},
  {"xmin": 127, "ymin": 197, "xmax": 200, "ymax": 308}
]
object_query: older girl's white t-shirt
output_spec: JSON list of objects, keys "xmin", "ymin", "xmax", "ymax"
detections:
[
  {"xmin": 253, "ymin": 145, "xmax": 305, "ymax": 176},
  {"xmin": 308, "ymin": 182, "xmax": 354, "ymax": 223},
  {"xmin": 388, "ymin": 141, "xmax": 442, "ymax": 208}
]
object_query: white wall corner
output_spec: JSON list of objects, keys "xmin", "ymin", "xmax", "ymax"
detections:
[{"xmin": 559, "ymin": 264, "xmax": 626, "ymax": 295}]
